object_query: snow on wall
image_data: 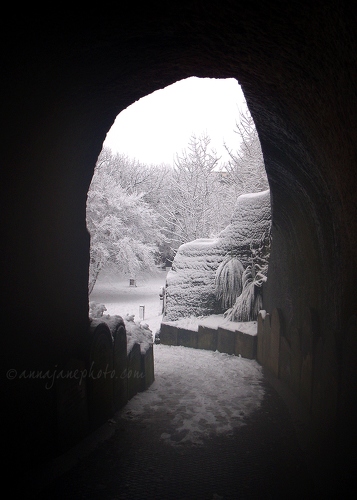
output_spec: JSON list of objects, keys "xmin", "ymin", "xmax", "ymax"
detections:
[
  {"xmin": 164, "ymin": 190, "xmax": 271, "ymax": 321},
  {"xmin": 218, "ymin": 189, "xmax": 271, "ymax": 262},
  {"xmin": 97, "ymin": 313, "xmax": 153, "ymax": 354},
  {"xmin": 165, "ymin": 238, "xmax": 226, "ymax": 321},
  {"xmin": 163, "ymin": 314, "xmax": 258, "ymax": 335}
]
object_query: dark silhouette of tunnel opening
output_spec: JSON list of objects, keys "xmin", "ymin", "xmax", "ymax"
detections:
[{"xmin": 2, "ymin": 2, "xmax": 357, "ymax": 496}]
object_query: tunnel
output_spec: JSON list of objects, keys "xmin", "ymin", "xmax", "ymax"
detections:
[{"xmin": 1, "ymin": 1, "xmax": 357, "ymax": 495}]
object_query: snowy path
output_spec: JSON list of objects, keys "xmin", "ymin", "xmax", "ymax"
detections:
[
  {"xmin": 35, "ymin": 273, "xmax": 315, "ymax": 498},
  {"xmin": 37, "ymin": 344, "xmax": 313, "ymax": 499},
  {"xmin": 90, "ymin": 269, "xmax": 265, "ymax": 445},
  {"xmin": 120, "ymin": 344, "xmax": 264, "ymax": 446}
]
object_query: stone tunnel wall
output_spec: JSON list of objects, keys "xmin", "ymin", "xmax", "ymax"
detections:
[{"xmin": 1, "ymin": 0, "xmax": 357, "ymax": 487}]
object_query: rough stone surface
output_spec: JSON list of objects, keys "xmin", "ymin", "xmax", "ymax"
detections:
[
  {"xmin": 257, "ymin": 311, "xmax": 265, "ymax": 365},
  {"xmin": 112, "ymin": 321, "xmax": 128, "ymax": 411},
  {"xmin": 177, "ymin": 328, "xmax": 198, "ymax": 349},
  {"xmin": 160, "ymin": 323, "xmax": 178, "ymax": 346},
  {"xmin": 290, "ymin": 327, "xmax": 303, "ymax": 396},
  {"xmin": 197, "ymin": 326, "xmax": 218, "ymax": 351},
  {"xmin": 87, "ymin": 321, "xmax": 115, "ymax": 430},
  {"xmin": 269, "ymin": 308, "xmax": 282, "ymax": 378},
  {"xmin": 127, "ymin": 343, "xmax": 142, "ymax": 401},
  {"xmin": 140, "ymin": 344, "xmax": 155, "ymax": 392},
  {"xmin": 235, "ymin": 330, "xmax": 257, "ymax": 360},
  {"xmin": 279, "ymin": 336, "xmax": 292, "ymax": 386},
  {"xmin": 217, "ymin": 327, "xmax": 236, "ymax": 355}
]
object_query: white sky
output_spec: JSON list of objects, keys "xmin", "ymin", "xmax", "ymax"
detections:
[{"xmin": 103, "ymin": 77, "xmax": 247, "ymax": 166}]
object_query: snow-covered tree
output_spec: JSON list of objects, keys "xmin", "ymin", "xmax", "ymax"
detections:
[
  {"xmin": 95, "ymin": 147, "xmax": 170, "ymax": 207},
  {"xmin": 160, "ymin": 133, "xmax": 233, "ymax": 252},
  {"xmin": 86, "ymin": 159, "xmax": 165, "ymax": 294},
  {"xmin": 223, "ymin": 107, "xmax": 269, "ymax": 195}
]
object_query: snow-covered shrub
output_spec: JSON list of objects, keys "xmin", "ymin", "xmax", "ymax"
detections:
[
  {"xmin": 89, "ymin": 301, "xmax": 107, "ymax": 318},
  {"xmin": 124, "ymin": 314, "xmax": 153, "ymax": 354},
  {"xmin": 224, "ymin": 265, "xmax": 263, "ymax": 321},
  {"xmin": 223, "ymin": 228, "xmax": 271, "ymax": 321},
  {"xmin": 164, "ymin": 189, "xmax": 271, "ymax": 322},
  {"xmin": 214, "ymin": 255, "xmax": 244, "ymax": 309},
  {"xmin": 164, "ymin": 238, "xmax": 225, "ymax": 320},
  {"xmin": 218, "ymin": 190, "xmax": 271, "ymax": 258}
]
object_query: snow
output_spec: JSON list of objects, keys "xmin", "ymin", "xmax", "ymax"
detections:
[
  {"xmin": 120, "ymin": 344, "xmax": 264, "ymax": 445},
  {"xmin": 164, "ymin": 238, "xmax": 225, "ymax": 320},
  {"xmin": 163, "ymin": 314, "xmax": 258, "ymax": 336},
  {"xmin": 91, "ymin": 312, "xmax": 154, "ymax": 354},
  {"xmin": 89, "ymin": 269, "xmax": 167, "ymax": 339},
  {"xmin": 123, "ymin": 315, "xmax": 153, "ymax": 354},
  {"xmin": 218, "ymin": 188, "xmax": 271, "ymax": 250},
  {"xmin": 259, "ymin": 310, "xmax": 267, "ymax": 320},
  {"xmin": 238, "ymin": 189, "xmax": 270, "ymax": 200},
  {"xmin": 178, "ymin": 238, "xmax": 220, "ymax": 251}
]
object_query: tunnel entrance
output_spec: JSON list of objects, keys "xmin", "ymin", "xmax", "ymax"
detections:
[
  {"xmin": 86, "ymin": 76, "xmax": 269, "ymax": 326},
  {"xmin": 84, "ymin": 77, "xmax": 272, "ymax": 448}
]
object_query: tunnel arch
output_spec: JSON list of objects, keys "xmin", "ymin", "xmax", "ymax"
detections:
[{"xmin": 2, "ymin": 1, "xmax": 357, "ymax": 489}]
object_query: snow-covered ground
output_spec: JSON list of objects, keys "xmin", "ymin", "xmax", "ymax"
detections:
[
  {"xmin": 90, "ymin": 269, "xmax": 264, "ymax": 446},
  {"xmin": 90, "ymin": 268, "xmax": 259, "ymax": 341},
  {"xmin": 89, "ymin": 268, "xmax": 167, "ymax": 336},
  {"xmin": 120, "ymin": 344, "xmax": 264, "ymax": 446}
]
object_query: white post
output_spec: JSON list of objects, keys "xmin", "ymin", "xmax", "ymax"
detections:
[{"xmin": 139, "ymin": 305, "xmax": 145, "ymax": 320}]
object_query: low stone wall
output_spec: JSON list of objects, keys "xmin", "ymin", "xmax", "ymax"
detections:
[
  {"xmin": 140, "ymin": 344, "xmax": 155, "ymax": 392},
  {"xmin": 127, "ymin": 343, "xmax": 142, "ymax": 401},
  {"xmin": 160, "ymin": 322, "xmax": 257, "ymax": 359},
  {"xmin": 126, "ymin": 342, "xmax": 155, "ymax": 399},
  {"xmin": 197, "ymin": 326, "xmax": 218, "ymax": 351},
  {"xmin": 57, "ymin": 318, "xmax": 155, "ymax": 448}
]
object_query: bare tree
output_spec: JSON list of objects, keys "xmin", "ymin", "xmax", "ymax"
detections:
[{"xmin": 160, "ymin": 133, "xmax": 230, "ymax": 251}]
